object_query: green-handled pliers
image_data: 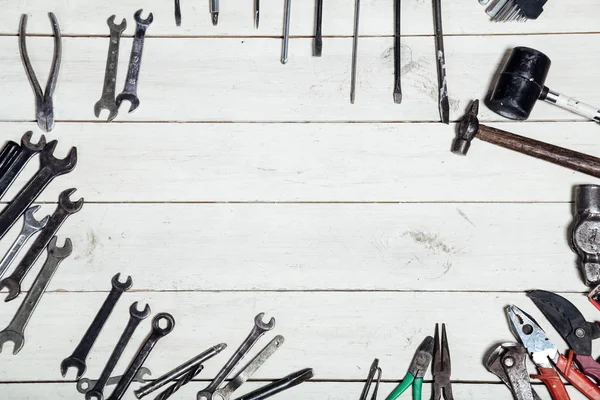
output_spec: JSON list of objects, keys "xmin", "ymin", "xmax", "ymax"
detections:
[{"xmin": 385, "ymin": 336, "xmax": 434, "ymax": 400}]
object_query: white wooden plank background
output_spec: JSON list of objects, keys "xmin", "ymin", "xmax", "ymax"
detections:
[{"xmin": 0, "ymin": 0, "xmax": 599, "ymax": 399}]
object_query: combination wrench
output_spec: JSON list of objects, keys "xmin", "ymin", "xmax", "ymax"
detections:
[
  {"xmin": 0, "ymin": 205, "xmax": 49, "ymax": 279},
  {"xmin": 213, "ymin": 335, "xmax": 284, "ymax": 400},
  {"xmin": 0, "ymin": 188, "xmax": 83, "ymax": 302},
  {"xmin": 107, "ymin": 313, "xmax": 175, "ymax": 400},
  {"xmin": 0, "ymin": 140, "xmax": 77, "ymax": 241},
  {"xmin": 116, "ymin": 9, "xmax": 153, "ymax": 113},
  {"xmin": 0, "ymin": 237, "xmax": 72, "ymax": 354},
  {"xmin": 0, "ymin": 132, "xmax": 46, "ymax": 200},
  {"xmin": 61, "ymin": 273, "xmax": 133, "ymax": 379},
  {"xmin": 77, "ymin": 367, "xmax": 152, "ymax": 395},
  {"xmin": 94, "ymin": 15, "xmax": 127, "ymax": 122},
  {"xmin": 197, "ymin": 313, "xmax": 276, "ymax": 400},
  {"xmin": 85, "ymin": 302, "xmax": 151, "ymax": 400},
  {"xmin": 0, "ymin": 140, "xmax": 21, "ymax": 178}
]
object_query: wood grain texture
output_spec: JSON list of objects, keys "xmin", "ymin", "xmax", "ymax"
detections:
[
  {"xmin": 0, "ymin": 292, "xmax": 594, "ymax": 382},
  {"xmin": 0, "ymin": 35, "xmax": 598, "ymax": 122}
]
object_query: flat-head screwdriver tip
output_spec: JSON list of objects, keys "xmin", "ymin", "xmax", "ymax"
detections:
[{"xmin": 211, "ymin": 13, "xmax": 219, "ymax": 26}]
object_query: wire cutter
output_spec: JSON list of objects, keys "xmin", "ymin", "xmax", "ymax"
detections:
[
  {"xmin": 360, "ymin": 358, "xmax": 382, "ymax": 400},
  {"xmin": 18, "ymin": 13, "xmax": 62, "ymax": 132},
  {"xmin": 432, "ymin": 324, "xmax": 454, "ymax": 400},
  {"xmin": 528, "ymin": 290, "xmax": 600, "ymax": 382},
  {"xmin": 507, "ymin": 305, "xmax": 600, "ymax": 400},
  {"xmin": 385, "ymin": 336, "xmax": 434, "ymax": 400}
]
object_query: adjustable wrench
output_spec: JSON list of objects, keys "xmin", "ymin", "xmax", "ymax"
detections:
[
  {"xmin": 0, "ymin": 205, "xmax": 49, "ymax": 279},
  {"xmin": 107, "ymin": 313, "xmax": 175, "ymax": 400},
  {"xmin": 214, "ymin": 335, "xmax": 284, "ymax": 400},
  {"xmin": 94, "ymin": 15, "xmax": 127, "ymax": 122},
  {"xmin": 78, "ymin": 367, "xmax": 152, "ymax": 394},
  {"xmin": 0, "ymin": 132, "xmax": 46, "ymax": 200},
  {"xmin": 197, "ymin": 313, "xmax": 276, "ymax": 400},
  {"xmin": 0, "ymin": 140, "xmax": 77, "ymax": 241},
  {"xmin": 86, "ymin": 302, "xmax": 151, "ymax": 400},
  {"xmin": 116, "ymin": 9, "xmax": 153, "ymax": 113},
  {"xmin": 61, "ymin": 273, "xmax": 132, "ymax": 379},
  {"xmin": 0, "ymin": 188, "xmax": 83, "ymax": 302},
  {"xmin": 0, "ymin": 237, "xmax": 71, "ymax": 354}
]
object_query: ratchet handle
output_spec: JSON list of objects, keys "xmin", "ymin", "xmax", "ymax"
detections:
[
  {"xmin": 556, "ymin": 352, "xmax": 600, "ymax": 399},
  {"xmin": 531, "ymin": 368, "xmax": 570, "ymax": 400}
]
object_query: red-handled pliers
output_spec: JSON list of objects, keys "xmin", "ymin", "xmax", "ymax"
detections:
[{"xmin": 507, "ymin": 305, "xmax": 600, "ymax": 400}]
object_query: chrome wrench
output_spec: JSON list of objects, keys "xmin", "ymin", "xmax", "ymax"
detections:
[
  {"xmin": 197, "ymin": 313, "xmax": 276, "ymax": 400},
  {"xmin": 214, "ymin": 335, "xmax": 284, "ymax": 400},
  {"xmin": 107, "ymin": 313, "xmax": 175, "ymax": 400},
  {"xmin": 94, "ymin": 15, "xmax": 127, "ymax": 122},
  {"xmin": 61, "ymin": 273, "xmax": 133, "ymax": 379},
  {"xmin": 0, "ymin": 237, "xmax": 72, "ymax": 354},
  {"xmin": 77, "ymin": 367, "xmax": 152, "ymax": 394},
  {"xmin": 0, "ymin": 132, "xmax": 46, "ymax": 200},
  {"xmin": 116, "ymin": 9, "xmax": 153, "ymax": 113},
  {"xmin": 0, "ymin": 188, "xmax": 83, "ymax": 302},
  {"xmin": 85, "ymin": 302, "xmax": 151, "ymax": 400},
  {"xmin": 0, "ymin": 205, "xmax": 49, "ymax": 279}
]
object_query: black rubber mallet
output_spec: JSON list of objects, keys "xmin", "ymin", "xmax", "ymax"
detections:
[{"xmin": 487, "ymin": 46, "xmax": 600, "ymax": 123}]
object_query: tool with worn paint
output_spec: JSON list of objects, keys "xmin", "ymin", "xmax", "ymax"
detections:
[
  {"xmin": 281, "ymin": 0, "xmax": 292, "ymax": 64},
  {"xmin": 393, "ymin": 0, "xmax": 402, "ymax": 104},
  {"xmin": 385, "ymin": 336, "xmax": 434, "ymax": 400},
  {"xmin": 359, "ymin": 359, "xmax": 381, "ymax": 400},
  {"xmin": 488, "ymin": 47, "xmax": 600, "ymax": 123},
  {"xmin": 19, "ymin": 13, "xmax": 62, "ymax": 132},
  {"xmin": 507, "ymin": 304, "xmax": 600, "ymax": 400},
  {"xmin": 210, "ymin": 0, "xmax": 219, "ymax": 25},
  {"xmin": 571, "ymin": 185, "xmax": 600, "ymax": 288},
  {"xmin": 433, "ymin": 0, "xmax": 449, "ymax": 124},
  {"xmin": 314, "ymin": 0, "xmax": 323, "ymax": 56},
  {"xmin": 452, "ymin": 100, "xmax": 600, "ymax": 178},
  {"xmin": 529, "ymin": 290, "xmax": 600, "ymax": 383},
  {"xmin": 486, "ymin": 342, "xmax": 541, "ymax": 400},
  {"xmin": 350, "ymin": 0, "xmax": 360, "ymax": 103},
  {"xmin": 479, "ymin": 0, "xmax": 547, "ymax": 22}
]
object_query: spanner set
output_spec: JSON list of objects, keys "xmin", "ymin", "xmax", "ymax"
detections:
[{"xmin": 95, "ymin": 9, "xmax": 153, "ymax": 122}]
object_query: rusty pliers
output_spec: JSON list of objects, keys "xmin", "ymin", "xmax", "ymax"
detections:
[
  {"xmin": 19, "ymin": 13, "xmax": 62, "ymax": 132},
  {"xmin": 432, "ymin": 324, "xmax": 454, "ymax": 400}
]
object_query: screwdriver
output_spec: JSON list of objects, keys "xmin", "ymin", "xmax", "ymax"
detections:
[
  {"xmin": 433, "ymin": 0, "xmax": 449, "ymax": 123},
  {"xmin": 350, "ymin": 0, "xmax": 360, "ymax": 104},
  {"xmin": 255, "ymin": 0, "xmax": 260, "ymax": 28},
  {"xmin": 393, "ymin": 0, "xmax": 402, "ymax": 103},
  {"xmin": 210, "ymin": 0, "xmax": 219, "ymax": 25},
  {"xmin": 314, "ymin": 0, "xmax": 323, "ymax": 56},
  {"xmin": 281, "ymin": 0, "xmax": 292, "ymax": 63}
]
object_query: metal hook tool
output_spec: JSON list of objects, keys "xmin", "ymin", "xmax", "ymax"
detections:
[{"xmin": 19, "ymin": 13, "xmax": 62, "ymax": 132}]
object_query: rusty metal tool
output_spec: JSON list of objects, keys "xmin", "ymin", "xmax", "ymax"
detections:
[
  {"xmin": 0, "ymin": 237, "xmax": 71, "ymax": 354},
  {"xmin": 19, "ymin": 13, "xmax": 62, "ymax": 132},
  {"xmin": 452, "ymin": 100, "xmax": 600, "ymax": 178},
  {"xmin": 432, "ymin": 0, "xmax": 449, "ymax": 123},
  {"xmin": 61, "ymin": 274, "xmax": 133, "ymax": 379}
]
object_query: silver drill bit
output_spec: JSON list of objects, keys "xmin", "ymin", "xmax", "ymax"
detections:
[
  {"xmin": 281, "ymin": 0, "xmax": 292, "ymax": 64},
  {"xmin": 350, "ymin": 0, "xmax": 360, "ymax": 104},
  {"xmin": 314, "ymin": 0, "xmax": 323, "ymax": 56},
  {"xmin": 210, "ymin": 0, "xmax": 219, "ymax": 25},
  {"xmin": 255, "ymin": 0, "xmax": 260, "ymax": 28},
  {"xmin": 393, "ymin": 0, "xmax": 402, "ymax": 103},
  {"xmin": 433, "ymin": 0, "xmax": 449, "ymax": 124}
]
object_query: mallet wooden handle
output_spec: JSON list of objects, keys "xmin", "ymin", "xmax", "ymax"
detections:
[{"xmin": 478, "ymin": 124, "xmax": 600, "ymax": 178}]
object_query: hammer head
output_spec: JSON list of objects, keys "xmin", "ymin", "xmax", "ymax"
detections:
[
  {"xmin": 452, "ymin": 100, "xmax": 480, "ymax": 156},
  {"xmin": 487, "ymin": 46, "xmax": 551, "ymax": 120}
]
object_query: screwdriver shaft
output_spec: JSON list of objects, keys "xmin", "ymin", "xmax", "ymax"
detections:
[
  {"xmin": 314, "ymin": 0, "xmax": 323, "ymax": 56},
  {"xmin": 281, "ymin": 0, "xmax": 292, "ymax": 64},
  {"xmin": 433, "ymin": 0, "xmax": 449, "ymax": 123},
  {"xmin": 210, "ymin": 0, "xmax": 219, "ymax": 25},
  {"xmin": 255, "ymin": 0, "xmax": 260, "ymax": 28},
  {"xmin": 351, "ymin": 0, "xmax": 360, "ymax": 104},
  {"xmin": 393, "ymin": 0, "xmax": 402, "ymax": 103}
]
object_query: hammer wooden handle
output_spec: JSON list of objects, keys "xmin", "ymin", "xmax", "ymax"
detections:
[{"xmin": 478, "ymin": 124, "xmax": 600, "ymax": 178}]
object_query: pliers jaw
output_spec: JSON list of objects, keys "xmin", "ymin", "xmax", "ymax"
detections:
[
  {"xmin": 36, "ymin": 98, "xmax": 55, "ymax": 132},
  {"xmin": 359, "ymin": 358, "xmax": 382, "ymax": 400},
  {"xmin": 433, "ymin": 323, "xmax": 454, "ymax": 400}
]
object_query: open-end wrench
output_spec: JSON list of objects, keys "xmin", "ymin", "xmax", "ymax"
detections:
[
  {"xmin": 0, "ymin": 237, "xmax": 71, "ymax": 354},
  {"xmin": 107, "ymin": 313, "xmax": 175, "ymax": 400},
  {"xmin": 234, "ymin": 368, "xmax": 314, "ymax": 400},
  {"xmin": 77, "ymin": 367, "xmax": 152, "ymax": 394},
  {"xmin": 94, "ymin": 16, "xmax": 127, "ymax": 122},
  {"xmin": 0, "ymin": 140, "xmax": 21, "ymax": 178},
  {"xmin": 0, "ymin": 132, "xmax": 46, "ymax": 200},
  {"xmin": 197, "ymin": 313, "xmax": 276, "ymax": 400},
  {"xmin": 214, "ymin": 335, "xmax": 284, "ymax": 400},
  {"xmin": 0, "ymin": 188, "xmax": 83, "ymax": 302},
  {"xmin": 0, "ymin": 205, "xmax": 49, "ymax": 279},
  {"xmin": 86, "ymin": 302, "xmax": 151, "ymax": 400},
  {"xmin": 60, "ymin": 273, "xmax": 133, "ymax": 379},
  {"xmin": 116, "ymin": 10, "xmax": 153, "ymax": 114},
  {"xmin": 0, "ymin": 140, "xmax": 77, "ymax": 241}
]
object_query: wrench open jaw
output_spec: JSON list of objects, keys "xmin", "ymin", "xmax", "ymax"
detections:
[
  {"xmin": 0, "ymin": 237, "xmax": 71, "ymax": 354},
  {"xmin": 94, "ymin": 15, "xmax": 127, "ymax": 122},
  {"xmin": 23, "ymin": 205, "xmax": 50, "ymax": 231},
  {"xmin": 59, "ymin": 188, "xmax": 84, "ymax": 214}
]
